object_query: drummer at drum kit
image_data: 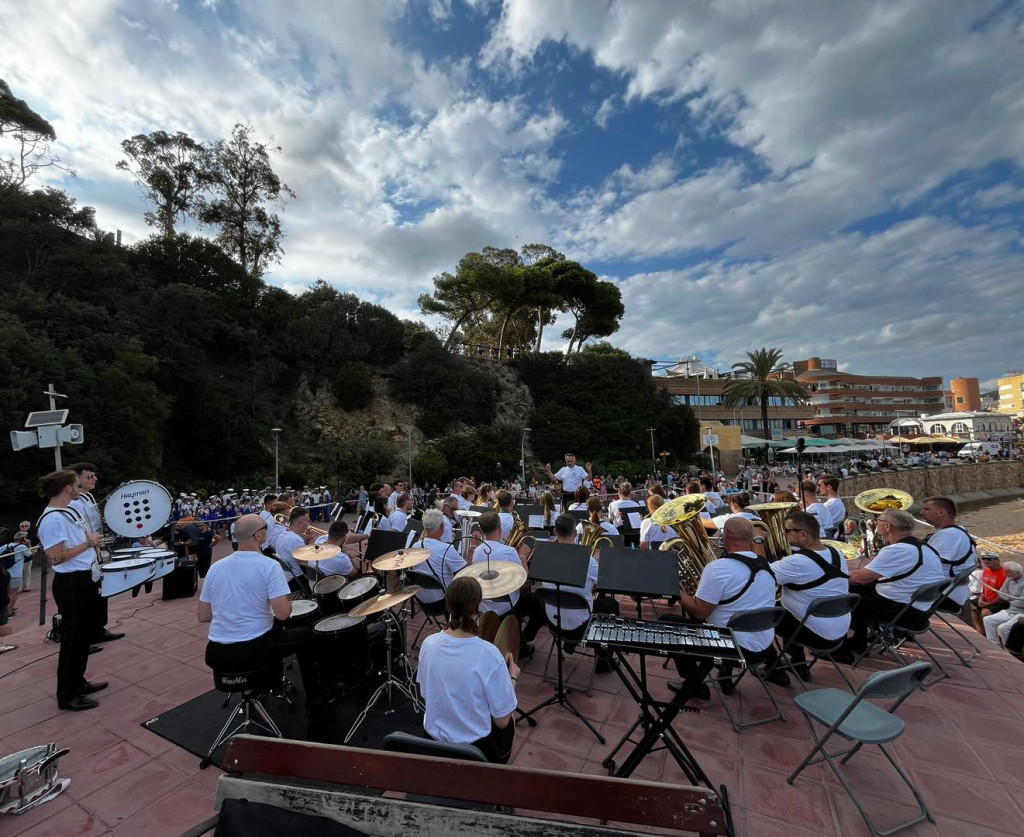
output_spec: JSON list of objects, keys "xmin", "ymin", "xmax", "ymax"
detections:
[{"xmin": 311, "ymin": 521, "xmax": 362, "ymax": 578}]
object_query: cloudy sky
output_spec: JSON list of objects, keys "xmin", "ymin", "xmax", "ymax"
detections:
[{"xmin": 3, "ymin": 0, "xmax": 1023, "ymax": 386}]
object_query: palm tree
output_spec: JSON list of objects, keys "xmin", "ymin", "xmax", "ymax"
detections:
[{"xmin": 722, "ymin": 348, "xmax": 809, "ymax": 459}]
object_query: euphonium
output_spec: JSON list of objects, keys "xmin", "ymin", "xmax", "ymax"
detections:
[
  {"xmin": 651, "ymin": 494, "xmax": 718, "ymax": 596},
  {"xmin": 506, "ymin": 516, "xmax": 532, "ymax": 549}
]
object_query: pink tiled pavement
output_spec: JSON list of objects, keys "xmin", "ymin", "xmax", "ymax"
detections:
[{"xmin": 2, "ymin": 540, "xmax": 1023, "ymax": 836}]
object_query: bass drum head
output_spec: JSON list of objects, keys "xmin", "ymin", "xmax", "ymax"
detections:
[{"xmin": 104, "ymin": 481, "xmax": 173, "ymax": 538}]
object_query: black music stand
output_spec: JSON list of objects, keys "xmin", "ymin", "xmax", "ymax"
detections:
[
  {"xmin": 363, "ymin": 529, "xmax": 409, "ymax": 571},
  {"xmin": 596, "ymin": 547, "xmax": 678, "ymax": 619},
  {"xmin": 520, "ymin": 542, "xmax": 604, "ymax": 744}
]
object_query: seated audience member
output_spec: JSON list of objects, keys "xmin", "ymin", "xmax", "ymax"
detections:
[
  {"xmin": 982, "ymin": 562, "xmax": 1024, "ymax": 646},
  {"xmin": 416, "ymin": 576, "xmax": 520, "ymax": 763},
  {"xmin": 971, "ymin": 553, "xmax": 1008, "ymax": 635}
]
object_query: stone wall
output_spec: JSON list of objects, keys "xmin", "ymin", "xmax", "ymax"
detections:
[{"xmin": 837, "ymin": 461, "xmax": 1024, "ymax": 513}]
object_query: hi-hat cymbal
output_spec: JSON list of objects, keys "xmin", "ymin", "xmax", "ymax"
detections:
[
  {"xmin": 372, "ymin": 547, "xmax": 430, "ymax": 572},
  {"xmin": 456, "ymin": 561, "xmax": 527, "ymax": 599},
  {"xmin": 651, "ymin": 494, "xmax": 707, "ymax": 526},
  {"xmin": 294, "ymin": 543, "xmax": 342, "ymax": 562},
  {"xmin": 348, "ymin": 585, "xmax": 421, "ymax": 618}
]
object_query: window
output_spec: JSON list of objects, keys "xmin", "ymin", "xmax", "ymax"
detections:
[
  {"xmin": 929, "ymin": 424, "xmax": 944, "ymax": 434},
  {"xmin": 956, "ymin": 396, "xmax": 964, "ymax": 404},
  {"xmin": 951, "ymin": 422, "xmax": 969, "ymax": 434}
]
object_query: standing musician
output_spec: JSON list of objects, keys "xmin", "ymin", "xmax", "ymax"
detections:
[
  {"xmin": 608, "ymin": 481, "xmax": 641, "ymax": 527},
  {"xmin": 835, "ymin": 508, "xmax": 947, "ymax": 661},
  {"xmin": 663, "ymin": 517, "xmax": 783, "ymax": 698},
  {"xmin": 68, "ymin": 462, "xmax": 125, "ymax": 644},
  {"xmin": 416, "ymin": 575, "xmax": 520, "ymax": 763},
  {"xmin": 411, "ymin": 509, "xmax": 466, "ymax": 605},
  {"xmin": 474, "ymin": 512, "xmax": 545, "ymax": 659},
  {"xmin": 770, "ymin": 510, "xmax": 851, "ymax": 680},
  {"xmin": 919, "ymin": 496, "xmax": 977, "ymax": 613},
  {"xmin": 817, "ymin": 476, "xmax": 847, "ymax": 540},
  {"xmin": 36, "ymin": 470, "xmax": 108, "ymax": 711},
  {"xmin": 545, "ymin": 453, "xmax": 593, "ymax": 512}
]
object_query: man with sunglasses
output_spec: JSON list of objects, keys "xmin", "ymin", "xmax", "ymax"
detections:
[{"xmin": 770, "ymin": 510, "xmax": 850, "ymax": 680}]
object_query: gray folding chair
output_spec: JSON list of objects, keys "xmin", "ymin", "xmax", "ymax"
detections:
[
  {"xmin": 765, "ymin": 594, "xmax": 861, "ymax": 691},
  {"xmin": 788, "ymin": 661, "xmax": 934, "ymax": 837},
  {"xmin": 853, "ymin": 580, "xmax": 951, "ymax": 686},
  {"xmin": 931, "ymin": 565, "xmax": 981, "ymax": 665},
  {"xmin": 405, "ymin": 569, "xmax": 447, "ymax": 650},
  {"xmin": 712, "ymin": 606, "xmax": 787, "ymax": 732}
]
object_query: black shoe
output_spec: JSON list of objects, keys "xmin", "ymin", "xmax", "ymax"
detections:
[
  {"xmin": 95, "ymin": 630, "xmax": 125, "ymax": 642},
  {"xmin": 794, "ymin": 663, "xmax": 813, "ymax": 682},
  {"xmin": 831, "ymin": 650, "xmax": 856, "ymax": 665},
  {"xmin": 717, "ymin": 666, "xmax": 736, "ymax": 695},
  {"xmin": 59, "ymin": 695, "xmax": 99, "ymax": 711},
  {"xmin": 80, "ymin": 681, "xmax": 109, "ymax": 695},
  {"xmin": 667, "ymin": 681, "xmax": 711, "ymax": 700},
  {"xmin": 519, "ymin": 644, "xmax": 534, "ymax": 660},
  {"xmin": 88, "ymin": 645, "xmax": 103, "ymax": 654},
  {"xmin": 764, "ymin": 668, "xmax": 791, "ymax": 688}
]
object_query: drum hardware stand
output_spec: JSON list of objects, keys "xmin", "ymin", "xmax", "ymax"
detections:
[{"xmin": 344, "ymin": 607, "xmax": 423, "ymax": 744}]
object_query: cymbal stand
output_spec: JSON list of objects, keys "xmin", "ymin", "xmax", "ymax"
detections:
[{"xmin": 344, "ymin": 606, "xmax": 423, "ymax": 744}]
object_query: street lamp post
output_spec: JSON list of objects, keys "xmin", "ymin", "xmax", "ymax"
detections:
[
  {"xmin": 271, "ymin": 427, "xmax": 282, "ymax": 490},
  {"xmin": 521, "ymin": 427, "xmax": 531, "ymax": 485},
  {"xmin": 647, "ymin": 427, "xmax": 656, "ymax": 475}
]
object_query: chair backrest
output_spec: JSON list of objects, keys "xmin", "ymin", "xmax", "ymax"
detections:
[
  {"xmin": 535, "ymin": 587, "xmax": 591, "ymax": 612},
  {"xmin": 382, "ymin": 731, "xmax": 487, "ymax": 762},
  {"xmin": 946, "ymin": 564, "xmax": 976, "ymax": 591},
  {"xmin": 405, "ymin": 568, "xmax": 444, "ymax": 591},
  {"xmin": 910, "ymin": 580, "xmax": 949, "ymax": 610},
  {"xmin": 858, "ymin": 661, "xmax": 932, "ymax": 701},
  {"xmin": 805, "ymin": 593, "xmax": 860, "ymax": 620},
  {"xmin": 727, "ymin": 606, "xmax": 786, "ymax": 633}
]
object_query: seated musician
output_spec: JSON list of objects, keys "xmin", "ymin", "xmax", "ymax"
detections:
[
  {"xmin": 439, "ymin": 495, "xmax": 459, "ymax": 544},
  {"xmin": 919, "ymin": 496, "xmax": 977, "ymax": 614},
  {"xmin": 388, "ymin": 492, "xmax": 413, "ymax": 531},
  {"xmin": 262, "ymin": 501, "xmax": 289, "ymax": 555},
  {"xmin": 799, "ymin": 480, "xmax": 834, "ymax": 540},
  {"xmin": 608, "ymin": 481, "xmax": 641, "ymax": 527},
  {"xmin": 639, "ymin": 494, "xmax": 673, "ymax": 550},
  {"xmin": 575, "ymin": 496, "xmax": 619, "ymax": 540},
  {"xmin": 705, "ymin": 492, "xmax": 760, "ymax": 533},
  {"xmin": 411, "ymin": 509, "xmax": 467, "ymax": 604},
  {"xmin": 372, "ymin": 494, "xmax": 393, "ymax": 530},
  {"xmin": 770, "ymin": 510, "xmax": 851, "ymax": 680},
  {"xmin": 539, "ymin": 491, "xmax": 557, "ymax": 526},
  {"xmin": 313, "ymin": 520, "xmax": 361, "ymax": 578},
  {"xmin": 664, "ymin": 518, "xmax": 784, "ymax": 698},
  {"xmin": 496, "ymin": 490, "xmax": 516, "ymax": 541},
  {"xmin": 275, "ymin": 506, "xmax": 313, "ymax": 593},
  {"xmin": 567, "ymin": 486, "xmax": 589, "ymax": 511},
  {"xmin": 416, "ymin": 576, "xmax": 520, "ymax": 763},
  {"xmin": 475, "ymin": 512, "xmax": 545, "ymax": 659},
  {"xmin": 834, "ymin": 508, "xmax": 947, "ymax": 662}
]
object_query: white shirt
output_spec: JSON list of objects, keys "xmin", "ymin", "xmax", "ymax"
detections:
[
  {"xmin": 866, "ymin": 539, "xmax": 947, "ymax": 610},
  {"xmin": 541, "ymin": 555, "xmax": 599, "ymax": 631},
  {"xmin": 475, "ymin": 541, "xmax": 523, "ymax": 616},
  {"xmin": 823, "ymin": 497, "xmax": 846, "ymax": 529},
  {"xmin": 704, "ymin": 491, "xmax": 724, "ymax": 513},
  {"xmin": 275, "ymin": 531, "xmax": 306, "ymax": 578},
  {"xmin": 456, "ymin": 495, "xmax": 472, "ymax": 510},
  {"xmin": 805, "ymin": 502, "xmax": 833, "ymax": 536},
  {"xmin": 386, "ymin": 492, "xmax": 399, "ymax": 512},
  {"xmin": 70, "ymin": 494, "xmax": 102, "ymax": 533},
  {"xmin": 389, "ymin": 509, "xmax": 409, "ymax": 532},
  {"xmin": 417, "ymin": 632, "xmax": 518, "ymax": 743},
  {"xmin": 264, "ymin": 517, "xmax": 287, "ymax": 552},
  {"xmin": 608, "ymin": 498, "xmax": 641, "ymax": 526},
  {"xmin": 694, "ymin": 552, "xmax": 777, "ymax": 652},
  {"xmin": 555, "ymin": 465, "xmax": 588, "ymax": 493},
  {"xmin": 925, "ymin": 526, "xmax": 977, "ymax": 606},
  {"xmin": 574, "ymin": 520, "xmax": 618, "ymax": 539},
  {"xmin": 640, "ymin": 517, "xmax": 673, "ymax": 547},
  {"xmin": 440, "ymin": 515, "xmax": 455, "ymax": 544},
  {"xmin": 38, "ymin": 506, "xmax": 94, "ymax": 573},
  {"xmin": 710, "ymin": 510, "xmax": 760, "ymax": 531},
  {"xmin": 412, "ymin": 537, "xmax": 466, "ymax": 604},
  {"xmin": 771, "ymin": 547, "xmax": 851, "ymax": 640},
  {"xmin": 312, "ymin": 536, "xmax": 355, "ymax": 577},
  {"xmin": 200, "ymin": 550, "xmax": 290, "ymax": 643},
  {"xmin": 498, "ymin": 511, "xmax": 515, "ymax": 541}
]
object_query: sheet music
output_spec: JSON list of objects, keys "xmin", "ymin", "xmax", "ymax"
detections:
[
  {"xmin": 528, "ymin": 514, "xmax": 547, "ymax": 528},
  {"xmin": 626, "ymin": 512, "xmax": 642, "ymax": 529}
]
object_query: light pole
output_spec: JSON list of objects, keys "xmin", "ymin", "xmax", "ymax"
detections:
[
  {"xmin": 271, "ymin": 427, "xmax": 282, "ymax": 490},
  {"xmin": 647, "ymin": 427, "xmax": 656, "ymax": 475},
  {"xmin": 703, "ymin": 425, "xmax": 716, "ymax": 474},
  {"xmin": 521, "ymin": 427, "xmax": 531, "ymax": 485}
]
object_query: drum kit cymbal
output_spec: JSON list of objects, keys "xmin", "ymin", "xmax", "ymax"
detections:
[
  {"xmin": 348, "ymin": 586, "xmax": 421, "ymax": 618},
  {"xmin": 455, "ymin": 561, "xmax": 527, "ymax": 599},
  {"xmin": 371, "ymin": 547, "xmax": 430, "ymax": 572},
  {"xmin": 294, "ymin": 542, "xmax": 342, "ymax": 561}
]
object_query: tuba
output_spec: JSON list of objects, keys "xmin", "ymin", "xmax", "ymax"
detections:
[
  {"xmin": 652, "ymin": 494, "xmax": 719, "ymax": 595},
  {"xmin": 747, "ymin": 502, "xmax": 798, "ymax": 563},
  {"xmin": 853, "ymin": 488, "xmax": 914, "ymax": 516}
]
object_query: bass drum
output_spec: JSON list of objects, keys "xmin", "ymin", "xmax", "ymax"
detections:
[
  {"xmin": 312, "ymin": 614, "xmax": 372, "ymax": 696},
  {"xmin": 103, "ymin": 480, "xmax": 173, "ymax": 538}
]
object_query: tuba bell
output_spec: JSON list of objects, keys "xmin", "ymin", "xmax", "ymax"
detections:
[
  {"xmin": 747, "ymin": 502, "xmax": 798, "ymax": 562},
  {"xmin": 853, "ymin": 488, "xmax": 914, "ymax": 516},
  {"xmin": 651, "ymin": 494, "xmax": 719, "ymax": 595}
]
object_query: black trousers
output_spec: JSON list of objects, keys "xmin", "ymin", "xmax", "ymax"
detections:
[
  {"xmin": 512, "ymin": 592, "xmax": 547, "ymax": 644},
  {"xmin": 196, "ymin": 549, "xmax": 213, "ymax": 579},
  {"xmin": 52, "ymin": 570, "xmax": 99, "ymax": 704},
  {"xmin": 775, "ymin": 610, "xmax": 838, "ymax": 661},
  {"xmin": 847, "ymin": 584, "xmax": 929, "ymax": 653},
  {"xmin": 1005, "ymin": 622, "xmax": 1024, "ymax": 656},
  {"xmin": 660, "ymin": 613, "xmax": 775, "ymax": 681},
  {"xmin": 93, "ymin": 583, "xmax": 109, "ymax": 639}
]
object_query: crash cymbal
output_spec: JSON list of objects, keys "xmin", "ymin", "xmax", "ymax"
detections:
[
  {"xmin": 493, "ymin": 615, "xmax": 520, "ymax": 665},
  {"xmin": 651, "ymin": 494, "xmax": 707, "ymax": 526},
  {"xmin": 478, "ymin": 611, "xmax": 500, "ymax": 644},
  {"xmin": 294, "ymin": 542, "xmax": 342, "ymax": 562},
  {"xmin": 372, "ymin": 547, "xmax": 430, "ymax": 572},
  {"xmin": 456, "ymin": 561, "xmax": 527, "ymax": 599},
  {"xmin": 348, "ymin": 585, "xmax": 421, "ymax": 618}
]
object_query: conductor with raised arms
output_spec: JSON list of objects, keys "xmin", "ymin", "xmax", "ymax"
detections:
[{"xmin": 545, "ymin": 453, "xmax": 592, "ymax": 512}]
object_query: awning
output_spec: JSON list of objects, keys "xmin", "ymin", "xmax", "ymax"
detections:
[{"xmin": 740, "ymin": 435, "xmax": 798, "ymax": 448}]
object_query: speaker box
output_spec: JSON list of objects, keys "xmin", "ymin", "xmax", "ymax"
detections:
[{"xmin": 162, "ymin": 561, "xmax": 198, "ymax": 600}]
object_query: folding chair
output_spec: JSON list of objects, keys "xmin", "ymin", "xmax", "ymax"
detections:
[
  {"xmin": 765, "ymin": 594, "xmax": 861, "ymax": 691},
  {"xmin": 537, "ymin": 588, "xmax": 598, "ymax": 697},
  {"xmin": 405, "ymin": 569, "xmax": 447, "ymax": 649},
  {"xmin": 788, "ymin": 661, "xmax": 934, "ymax": 837},
  {"xmin": 930, "ymin": 565, "xmax": 981, "ymax": 665},
  {"xmin": 711, "ymin": 606, "xmax": 787, "ymax": 732},
  {"xmin": 852, "ymin": 581, "xmax": 950, "ymax": 686}
]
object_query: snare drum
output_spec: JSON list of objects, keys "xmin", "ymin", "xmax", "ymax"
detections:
[
  {"xmin": 312, "ymin": 614, "xmax": 370, "ymax": 695},
  {"xmin": 0, "ymin": 743, "xmax": 71, "ymax": 815},
  {"xmin": 100, "ymin": 557, "xmax": 157, "ymax": 597},
  {"xmin": 336, "ymin": 574, "xmax": 380, "ymax": 614},
  {"xmin": 313, "ymin": 575, "xmax": 347, "ymax": 616}
]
